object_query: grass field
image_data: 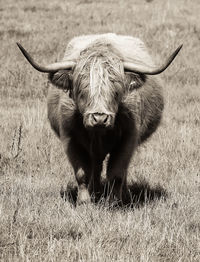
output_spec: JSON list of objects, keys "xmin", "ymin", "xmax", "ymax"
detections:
[{"xmin": 0, "ymin": 0, "xmax": 200, "ymax": 261}]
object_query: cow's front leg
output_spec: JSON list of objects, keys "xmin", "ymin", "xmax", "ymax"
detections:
[
  {"xmin": 88, "ymin": 161, "xmax": 103, "ymax": 201},
  {"xmin": 67, "ymin": 139, "xmax": 91, "ymax": 205},
  {"xmin": 106, "ymin": 130, "xmax": 137, "ymax": 205},
  {"xmin": 75, "ymin": 167, "xmax": 91, "ymax": 205}
]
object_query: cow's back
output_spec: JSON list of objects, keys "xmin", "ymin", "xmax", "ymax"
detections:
[{"xmin": 63, "ymin": 33, "xmax": 154, "ymax": 67}]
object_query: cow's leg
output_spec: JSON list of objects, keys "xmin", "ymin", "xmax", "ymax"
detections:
[
  {"xmin": 106, "ymin": 156, "xmax": 130, "ymax": 205},
  {"xmin": 67, "ymin": 139, "xmax": 92, "ymax": 205},
  {"xmin": 74, "ymin": 166, "xmax": 91, "ymax": 205},
  {"xmin": 88, "ymin": 160, "xmax": 103, "ymax": 201},
  {"xmin": 106, "ymin": 130, "xmax": 137, "ymax": 205}
]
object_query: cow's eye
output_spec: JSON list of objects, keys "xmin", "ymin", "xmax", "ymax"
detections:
[{"xmin": 129, "ymin": 80, "xmax": 137, "ymax": 89}]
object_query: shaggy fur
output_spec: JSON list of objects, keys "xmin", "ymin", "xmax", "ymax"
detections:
[{"xmin": 47, "ymin": 34, "xmax": 164, "ymax": 205}]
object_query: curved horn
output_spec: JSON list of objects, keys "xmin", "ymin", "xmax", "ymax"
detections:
[
  {"xmin": 124, "ymin": 45, "xmax": 183, "ymax": 75},
  {"xmin": 17, "ymin": 43, "xmax": 76, "ymax": 73}
]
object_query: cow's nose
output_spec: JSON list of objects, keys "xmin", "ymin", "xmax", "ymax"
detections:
[{"xmin": 92, "ymin": 113, "xmax": 109, "ymax": 126}]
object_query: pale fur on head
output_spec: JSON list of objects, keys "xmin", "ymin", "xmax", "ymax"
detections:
[{"xmin": 72, "ymin": 42, "xmax": 125, "ymax": 116}]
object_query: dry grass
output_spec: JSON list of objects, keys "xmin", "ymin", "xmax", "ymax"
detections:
[{"xmin": 0, "ymin": 0, "xmax": 200, "ymax": 261}]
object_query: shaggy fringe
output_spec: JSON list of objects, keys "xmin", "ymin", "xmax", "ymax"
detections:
[{"xmin": 73, "ymin": 43, "xmax": 125, "ymax": 110}]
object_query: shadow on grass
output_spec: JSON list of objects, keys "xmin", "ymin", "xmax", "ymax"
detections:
[{"xmin": 60, "ymin": 179, "xmax": 167, "ymax": 209}]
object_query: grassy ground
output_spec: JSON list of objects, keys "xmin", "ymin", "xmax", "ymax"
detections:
[{"xmin": 0, "ymin": 0, "xmax": 200, "ymax": 261}]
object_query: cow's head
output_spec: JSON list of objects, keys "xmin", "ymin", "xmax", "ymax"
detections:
[
  {"xmin": 17, "ymin": 41, "xmax": 182, "ymax": 129},
  {"xmin": 71, "ymin": 43, "xmax": 126, "ymax": 129}
]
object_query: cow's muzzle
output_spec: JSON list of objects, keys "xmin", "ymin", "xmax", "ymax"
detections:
[{"xmin": 84, "ymin": 113, "xmax": 114, "ymax": 129}]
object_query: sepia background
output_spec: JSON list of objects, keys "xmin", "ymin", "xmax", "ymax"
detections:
[{"xmin": 0, "ymin": 0, "xmax": 200, "ymax": 261}]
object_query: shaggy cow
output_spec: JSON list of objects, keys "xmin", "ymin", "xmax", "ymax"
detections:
[{"xmin": 17, "ymin": 33, "xmax": 182, "ymax": 205}]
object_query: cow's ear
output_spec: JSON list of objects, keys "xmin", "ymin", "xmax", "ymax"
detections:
[
  {"xmin": 125, "ymin": 72, "xmax": 146, "ymax": 92},
  {"xmin": 48, "ymin": 70, "xmax": 73, "ymax": 91}
]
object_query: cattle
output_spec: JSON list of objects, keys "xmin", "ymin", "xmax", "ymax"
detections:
[{"xmin": 17, "ymin": 33, "xmax": 182, "ymax": 205}]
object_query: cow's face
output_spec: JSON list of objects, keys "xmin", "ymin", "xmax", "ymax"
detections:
[
  {"xmin": 48, "ymin": 43, "xmax": 147, "ymax": 130},
  {"xmin": 72, "ymin": 44, "xmax": 125, "ymax": 129},
  {"xmin": 48, "ymin": 53, "xmax": 147, "ymax": 131}
]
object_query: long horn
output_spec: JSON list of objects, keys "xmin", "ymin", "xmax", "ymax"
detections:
[
  {"xmin": 124, "ymin": 45, "xmax": 183, "ymax": 75},
  {"xmin": 17, "ymin": 43, "xmax": 76, "ymax": 73}
]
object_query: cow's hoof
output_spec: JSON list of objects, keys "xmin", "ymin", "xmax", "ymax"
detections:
[
  {"xmin": 77, "ymin": 189, "xmax": 91, "ymax": 205},
  {"xmin": 122, "ymin": 190, "xmax": 132, "ymax": 205}
]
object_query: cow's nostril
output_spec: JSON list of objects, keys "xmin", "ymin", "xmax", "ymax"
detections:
[
  {"xmin": 103, "ymin": 115, "xmax": 108, "ymax": 124},
  {"xmin": 92, "ymin": 114, "xmax": 98, "ymax": 123}
]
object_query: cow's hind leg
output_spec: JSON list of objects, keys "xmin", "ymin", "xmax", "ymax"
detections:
[{"xmin": 67, "ymin": 139, "xmax": 91, "ymax": 205}]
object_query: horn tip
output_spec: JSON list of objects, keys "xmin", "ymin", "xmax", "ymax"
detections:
[
  {"xmin": 16, "ymin": 42, "xmax": 25, "ymax": 53},
  {"xmin": 177, "ymin": 44, "xmax": 183, "ymax": 53},
  {"xmin": 16, "ymin": 42, "xmax": 21, "ymax": 48}
]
